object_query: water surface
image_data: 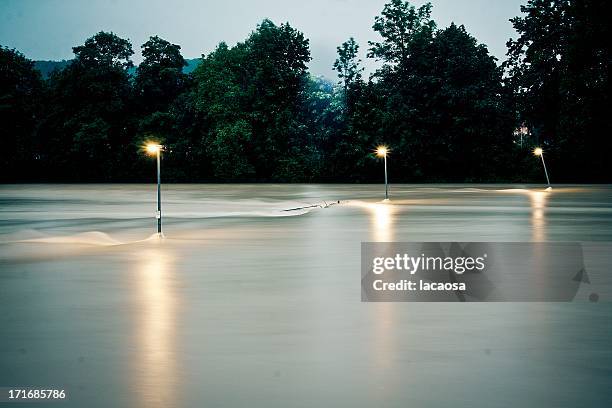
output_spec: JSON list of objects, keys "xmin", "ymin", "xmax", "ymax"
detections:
[{"xmin": 1, "ymin": 184, "xmax": 611, "ymax": 407}]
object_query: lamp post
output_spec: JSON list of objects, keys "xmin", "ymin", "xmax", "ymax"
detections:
[
  {"xmin": 376, "ymin": 146, "xmax": 389, "ymax": 200},
  {"xmin": 533, "ymin": 147, "xmax": 551, "ymax": 189},
  {"xmin": 146, "ymin": 143, "xmax": 163, "ymax": 235}
]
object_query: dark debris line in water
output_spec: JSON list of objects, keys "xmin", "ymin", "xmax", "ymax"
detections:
[{"xmin": 282, "ymin": 200, "xmax": 342, "ymax": 212}]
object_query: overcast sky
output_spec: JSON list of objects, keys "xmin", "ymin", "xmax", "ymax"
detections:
[{"xmin": 0, "ymin": 0, "xmax": 524, "ymax": 79}]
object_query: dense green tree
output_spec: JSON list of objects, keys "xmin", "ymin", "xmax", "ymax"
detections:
[
  {"xmin": 40, "ymin": 31, "xmax": 134, "ymax": 180},
  {"xmin": 191, "ymin": 42, "xmax": 252, "ymax": 180},
  {"xmin": 368, "ymin": 0, "xmax": 436, "ymax": 71},
  {"xmin": 349, "ymin": 1, "xmax": 515, "ymax": 181},
  {"xmin": 135, "ymin": 36, "xmax": 188, "ymax": 113},
  {"xmin": 0, "ymin": 46, "xmax": 44, "ymax": 181},
  {"xmin": 133, "ymin": 36, "xmax": 192, "ymax": 181},
  {"xmin": 72, "ymin": 31, "xmax": 134, "ymax": 70},
  {"xmin": 243, "ymin": 20, "xmax": 312, "ymax": 180},
  {"xmin": 2, "ymin": 0, "xmax": 608, "ymax": 183},
  {"xmin": 418, "ymin": 23, "xmax": 514, "ymax": 180},
  {"xmin": 191, "ymin": 20, "xmax": 311, "ymax": 181},
  {"xmin": 505, "ymin": 0, "xmax": 611, "ymax": 182}
]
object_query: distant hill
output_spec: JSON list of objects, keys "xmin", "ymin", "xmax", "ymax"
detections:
[
  {"xmin": 34, "ymin": 58, "xmax": 202, "ymax": 78},
  {"xmin": 34, "ymin": 60, "xmax": 72, "ymax": 78},
  {"xmin": 183, "ymin": 58, "xmax": 200, "ymax": 73}
]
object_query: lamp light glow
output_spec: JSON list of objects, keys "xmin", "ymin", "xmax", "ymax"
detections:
[
  {"xmin": 533, "ymin": 147, "xmax": 543, "ymax": 156},
  {"xmin": 146, "ymin": 143, "xmax": 161, "ymax": 155},
  {"xmin": 376, "ymin": 146, "xmax": 388, "ymax": 157}
]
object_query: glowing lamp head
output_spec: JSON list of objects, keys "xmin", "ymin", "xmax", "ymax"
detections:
[
  {"xmin": 533, "ymin": 147, "xmax": 543, "ymax": 156},
  {"xmin": 146, "ymin": 144, "xmax": 161, "ymax": 155},
  {"xmin": 376, "ymin": 146, "xmax": 388, "ymax": 157}
]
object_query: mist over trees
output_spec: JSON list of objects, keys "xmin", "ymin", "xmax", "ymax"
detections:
[{"xmin": 1, "ymin": 0, "xmax": 609, "ymax": 182}]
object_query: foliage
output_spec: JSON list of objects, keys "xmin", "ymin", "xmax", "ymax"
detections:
[
  {"xmin": 333, "ymin": 37, "xmax": 363, "ymax": 94},
  {"xmin": 36, "ymin": 32, "xmax": 134, "ymax": 180},
  {"xmin": 72, "ymin": 31, "xmax": 134, "ymax": 70},
  {"xmin": 0, "ymin": 0, "xmax": 608, "ymax": 182},
  {"xmin": 136, "ymin": 36, "xmax": 188, "ymax": 113},
  {"xmin": 349, "ymin": 1, "xmax": 514, "ymax": 181},
  {"xmin": 368, "ymin": 0, "xmax": 436, "ymax": 70},
  {"xmin": 0, "ymin": 47, "xmax": 44, "ymax": 180},
  {"xmin": 505, "ymin": 0, "xmax": 611, "ymax": 182},
  {"xmin": 191, "ymin": 20, "xmax": 312, "ymax": 181}
]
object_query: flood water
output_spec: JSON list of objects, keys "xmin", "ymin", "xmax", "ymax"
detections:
[{"xmin": 1, "ymin": 184, "xmax": 611, "ymax": 407}]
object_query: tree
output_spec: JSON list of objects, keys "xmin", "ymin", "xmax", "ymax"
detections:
[
  {"xmin": 421, "ymin": 23, "xmax": 513, "ymax": 180},
  {"xmin": 40, "ymin": 32, "xmax": 134, "ymax": 180},
  {"xmin": 191, "ymin": 20, "xmax": 311, "ymax": 181},
  {"xmin": 132, "ymin": 36, "xmax": 193, "ymax": 181},
  {"xmin": 0, "ymin": 46, "xmax": 44, "ymax": 180},
  {"xmin": 135, "ymin": 36, "xmax": 188, "ymax": 114},
  {"xmin": 72, "ymin": 31, "xmax": 133, "ymax": 70},
  {"xmin": 368, "ymin": 0, "xmax": 436, "ymax": 71},
  {"xmin": 191, "ymin": 42, "xmax": 250, "ymax": 180},
  {"xmin": 6, "ymin": 1, "xmax": 598, "ymax": 183},
  {"xmin": 329, "ymin": 39, "xmax": 374, "ymax": 181},
  {"xmin": 354, "ymin": 1, "xmax": 513, "ymax": 181},
  {"xmin": 505, "ymin": 0, "xmax": 611, "ymax": 182},
  {"xmin": 333, "ymin": 37, "xmax": 363, "ymax": 94},
  {"xmin": 243, "ymin": 20, "xmax": 311, "ymax": 180}
]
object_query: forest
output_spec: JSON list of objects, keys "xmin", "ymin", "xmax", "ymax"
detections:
[{"xmin": 1, "ymin": 0, "xmax": 610, "ymax": 182}]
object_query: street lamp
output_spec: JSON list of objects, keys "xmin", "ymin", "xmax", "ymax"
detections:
[
  {"xmin": 376, "ymin": 145, "xmax": 389, "ymax": 200},
  {"xmin": 146, "ymin": 143, "xmax": 163, "ymax": 235},
  {"xmin": 533, "ymin": 147, "xmax": 551, "ymax": 189}
]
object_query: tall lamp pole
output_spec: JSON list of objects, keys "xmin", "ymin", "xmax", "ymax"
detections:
[
  {"xmin": 146, "ymin": 143, "xmax": 163, "ymax": 235},
  {"xmin": 376, "ymin": 146, "xmax": 389, "ymax": 200},
  {"xmin": 533, "ymin": 147, "xmax": 551, "ymax": 188}
]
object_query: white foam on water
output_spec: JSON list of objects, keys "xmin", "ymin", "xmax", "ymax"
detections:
[
  {"xmin": 0, "ymin": 229, "xmax": 47, "ymax": 242},
  {"xmin": 0, "ymin": 198, "xmax": 326, "ymax": 222},
  {"xmin": 447, "ymin": 188, "xmax": 491, "ymax": 192},
  {"xmin": 1, "ymin": 205, "xmax": 322, "ymax": 247},
  {"xmin": 496, "ymin": 188, "xmax": 531, "ymax": 193},
  {"xmin": 19, "ymin": 231, "xmax": 123, "ymax": 246}
]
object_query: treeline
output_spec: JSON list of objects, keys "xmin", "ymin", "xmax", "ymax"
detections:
[{"xmin": 1, "ymin": 0, "xmax": 609, "ymax": 182}]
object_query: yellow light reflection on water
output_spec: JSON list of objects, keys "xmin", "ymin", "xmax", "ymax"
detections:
[
  {"xmin": 529, "ymin": 190, "xmax": 548, "ymax": 241},
  {"xmin": 372, "ymin": 203, "xmax": 394, "ymax": 242},
  {"xmin": 369, "ymin": 203, "xmax": 397, "ymax": 393},
  {"xmin": 134, "ymin": 249, "xmax": 179, "ymax": 408},
  {"xmin": 346, "ymin": 201, "xmax": 396, "ymax": 241},
  {"xmin": 343, "ymin": 200, "xmax": 397, "ymax": 387}
]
